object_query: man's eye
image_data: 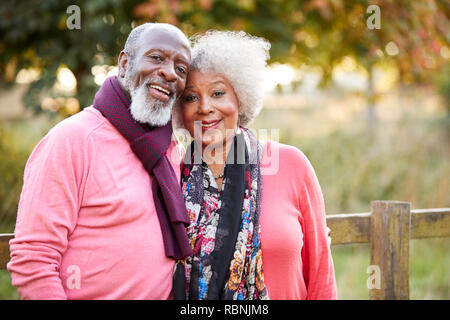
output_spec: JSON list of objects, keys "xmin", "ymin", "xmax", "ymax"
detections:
[
  {"xmin": 149, "ymin": 55, "xmax": 163, "ymax": 61},
  {"xmin": 176, "ymin": 66, "xmax": 187, "ymax": 74}
]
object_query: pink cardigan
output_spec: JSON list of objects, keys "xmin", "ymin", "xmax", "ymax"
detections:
[
  {"xmin": 259, "ymin": 140, "xmax": 337, "ymax": 299},
  {"xmin": 8, "ymin": 107, "xmax": 336, "ymax": 299},
  {"xmin": 8, "ymin": 107, "xmax": 184, "ymax": 299}
]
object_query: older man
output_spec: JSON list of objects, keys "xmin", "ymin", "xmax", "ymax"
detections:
[{"xmin": 7, "ymin": 23, "xmax": 192, "ymax": 299}]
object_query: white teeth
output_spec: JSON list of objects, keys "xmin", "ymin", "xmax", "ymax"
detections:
[
  {"xmin": 202, "ymin": 121, "xmax": 219, "ymax": 128},
  {"xmin": 149, "ymin": 84, "xmax": 170, "ymax": 95}
]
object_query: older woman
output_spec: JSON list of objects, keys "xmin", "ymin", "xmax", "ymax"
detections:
[{"xmin": 173, "ymin": 31, "xmax": 337, "ymax": 300}]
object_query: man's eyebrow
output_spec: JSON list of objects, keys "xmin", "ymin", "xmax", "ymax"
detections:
[
  {"xmin": 175, "ymin": 53, "xmax": 190, "ymax": 65},
  {"xmin": 142, "ymin": 48, "xmax": 161, "ymax": 56},
  {"xmin": 142, "ymin": 48, "xmax": 189, "ymax": 65},
  {"xmin": 177, "ymin": 58, "xmax": 189, "ymax": 65}
]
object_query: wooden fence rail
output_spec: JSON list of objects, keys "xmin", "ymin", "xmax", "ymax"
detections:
[{"xmin": 0, "ymin": 200, "xmax": 449, "ymax": 299}]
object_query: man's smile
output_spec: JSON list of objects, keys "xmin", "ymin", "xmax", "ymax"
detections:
[{"xmin": 146, "ymin": 82, "xmax": 173, "ymax": 102}]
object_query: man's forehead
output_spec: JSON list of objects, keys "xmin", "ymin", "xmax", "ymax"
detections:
[{"xmin": 138, "ymin": 25, "xmax": 191, "ymax": 57}]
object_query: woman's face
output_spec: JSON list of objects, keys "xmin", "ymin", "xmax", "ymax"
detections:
[{"xmin": 181, "ymin": 70, "xmax": 240, "ymax": 149}]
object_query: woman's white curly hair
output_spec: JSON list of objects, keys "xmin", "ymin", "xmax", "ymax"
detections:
[{"xmin": 173, "ymin": 30, "xmax": 271, "ymax": 129}]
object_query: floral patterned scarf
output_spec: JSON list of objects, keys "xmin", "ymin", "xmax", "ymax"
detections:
[{"xmin": 173, "ymin": 128, "xmax": 269, "ymax": 300}]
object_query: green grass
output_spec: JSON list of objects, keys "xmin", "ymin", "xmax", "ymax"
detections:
[
  {"xmin": 330, "ymin": 238, "xmax": 450, "ymax": 300},
  {"xmin": 332, "ymin": 244, "xmax": 370, "ymax": 299},
  {"xmin": 0, "ymin": 270, "xmax": 18, "ymax": 300},
  {"xmin": 409, "ymin": 238, "xmax": 450, "ymax": 299}
]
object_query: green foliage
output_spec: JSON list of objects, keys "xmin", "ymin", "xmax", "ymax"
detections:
[
  {"xmin": 0, "ymin": 126, "xmax": 29, "ymax": 233},
  {"xmin": 0, "ymin": 0, "xmax": 136, "ymax": 112},
  {"xmin": 0, "ymin": 116, "xmax": 61, "ymax": 233},
  {"xmin": 251, "ymin": 107, "xmax": 450, "ymax": 213},
  {"xmin": 0, "ymin": 0, "xmax": 448, "ymax": 113},
  {"xmin": 434, "ymin": 62, "xmax": 450, "ymax": 116},
  {"xmin": 302, "ymin": 126, "xmax": 450, "ymax": 212}
]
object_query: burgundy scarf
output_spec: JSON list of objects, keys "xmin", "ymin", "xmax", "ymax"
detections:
[{"xmin": 93, "ymin": 76, "xmax": 192, "ymax": 259}]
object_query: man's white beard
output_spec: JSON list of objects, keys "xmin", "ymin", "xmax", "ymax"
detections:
[{"xmin": 128, "ymin": 82, "xmax": 175, "ymax": 127}]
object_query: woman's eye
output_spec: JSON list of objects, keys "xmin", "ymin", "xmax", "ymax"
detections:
[
  {"xmin": 213, "ymin": 90, "xmax": 225, "ymax": 97},
  {"xmin": 183, "ymin": 94, "xmax": 198, "ymax": 102}
]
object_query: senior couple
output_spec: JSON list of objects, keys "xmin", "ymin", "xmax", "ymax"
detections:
[{"xmin": 7, "ymin": 23, "xmax": 337, "ymax": 300}]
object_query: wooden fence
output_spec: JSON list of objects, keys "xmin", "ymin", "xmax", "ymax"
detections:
[
  {"xmin": 0, "ymin": 200, "xmax": 449, "ymax": 299},
  {"xmin": 327, "ymin": 201, "xmax": 450, "ymax": 299}
]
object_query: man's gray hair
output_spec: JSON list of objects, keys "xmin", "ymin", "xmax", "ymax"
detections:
[
  {"xmin": 173, "ymin": 30, "xmax": 271, "ymax": 129},
  {"xmin": 123, "ymin": 22, "xmax": 188, "ymax": 64},
  {"xmin": 123, "ymin": 23, "xmax": 149, "ymax": 59}
]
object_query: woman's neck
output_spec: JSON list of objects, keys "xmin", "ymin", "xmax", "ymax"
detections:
[
  {"xmin": 202, "ymin": 141, "xmax": 231, "ymax": 169},
  {"xmin": 200, "ymin": 135, "xmax": 235, "ymax": 189}
]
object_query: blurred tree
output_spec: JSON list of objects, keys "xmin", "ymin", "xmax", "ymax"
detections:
[
  {"xmin": 0, "ymin": 0, "xmax": 137, "ymax": 112},
  {"xmin": 160, "ymin": 0, "xmax": 449, "ymax": 128},
  {"xmin": 0, "ymin": 0, "xmax": 448, "ymax": 120}
]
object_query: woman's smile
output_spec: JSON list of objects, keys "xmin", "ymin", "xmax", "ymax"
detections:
[
  {"xmin": 181, "ymin": 70, "xmax": 240, "ymax": 148},
  {"xmin": 200, "ymin": 119, "xmax": 222, "ymax": 131}
]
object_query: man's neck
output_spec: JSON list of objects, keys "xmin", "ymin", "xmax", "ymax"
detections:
[{"xmin": 116, "ymin": 77, "xmax": 131, "ymax": 100}]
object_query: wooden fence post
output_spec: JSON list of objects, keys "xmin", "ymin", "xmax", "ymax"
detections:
[
  {"xmin": 0, "ymin": 233, "xmax": 14, "ymax": 270},
  {"xmin": 369, "ymin": 201, "xmax": 411, "ymax": 300}
]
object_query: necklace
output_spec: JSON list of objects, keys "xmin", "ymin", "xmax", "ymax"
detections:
[{"xmin": 213, "ymin": 171, "xmax": 224, "ymax": 179}]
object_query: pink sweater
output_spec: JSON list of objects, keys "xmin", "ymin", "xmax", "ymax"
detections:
[
  {"xmin": 8, "ymin": 107, "xmax": 184, "ymax": 299},
  {"xmin": 8, "ymin": 107, "xmax": 336, "ymax": 300},
  {"xmin": 259, "ymin": 140, "xmax": 337, "ymax": 299}
]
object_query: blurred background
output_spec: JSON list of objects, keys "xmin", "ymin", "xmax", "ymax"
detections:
[{"xmin": 0, "ymin": 0, "xmax": 449, "ymax": 299}]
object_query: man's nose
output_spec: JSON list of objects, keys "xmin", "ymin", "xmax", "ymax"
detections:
[{"xmin": 158, "ymin": 62, "xmax": 177, "ymax": 82}]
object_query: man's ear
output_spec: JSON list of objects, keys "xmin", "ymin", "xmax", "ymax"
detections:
[{"xmin": 118, "ymin": 51, "xmax": 128, "ymax": 79}]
